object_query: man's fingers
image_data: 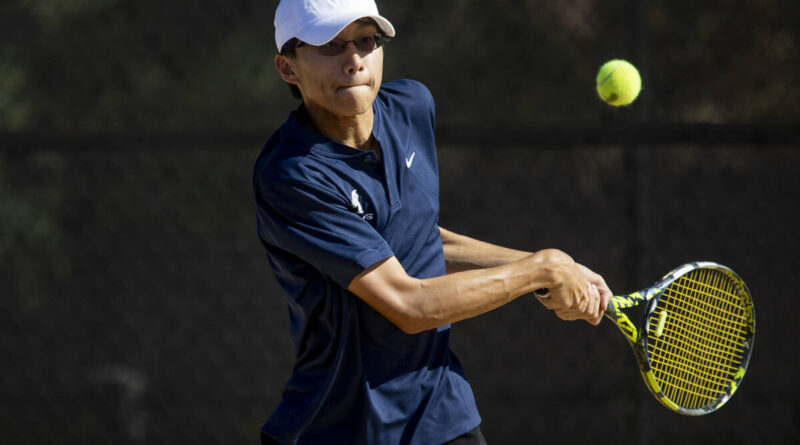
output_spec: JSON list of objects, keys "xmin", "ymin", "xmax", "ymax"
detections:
[
  {"xmin": 548, "ymin": 264, "xmax": 611, "ymax": 325},
  {"xmin": 576, "ymin": 295, "xmax": 588, "ymax": 313},
  {"xmin": 556, "ymin": 310, "xmax": 580, "ymax": 321},
  {"xmin": 600, "ymin": 286, "xmax": 612, "ymax": 313},
  {"xmin": 574, "ymin": 283, "xmax": 598, "ymax": 314}
]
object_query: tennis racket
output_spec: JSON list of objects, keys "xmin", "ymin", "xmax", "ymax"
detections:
[{"xmin": 536, "ymin": 261, "xmax": 755, "ymax": 415}]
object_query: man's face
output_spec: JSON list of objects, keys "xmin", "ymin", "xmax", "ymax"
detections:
[{"xmin": 279, "ymin": 20, "xmax": 384, "ymax": 118}]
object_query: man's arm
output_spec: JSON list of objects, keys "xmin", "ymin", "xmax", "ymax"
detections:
[
  {"xmin": 439, "ymin": 226, "xmax": 531, "ymax": 273},
  {"xmin": 439, "ymin": 226, "xmax": 612, "ymax": 319},
  {"xmin": 348, "ymin": 248, "xmax": 603, "ymax": 334}
]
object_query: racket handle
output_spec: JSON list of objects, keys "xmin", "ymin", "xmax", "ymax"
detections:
[{"xmin": 535, "ymin": 287, "xmax": 616, "ymax": 318}]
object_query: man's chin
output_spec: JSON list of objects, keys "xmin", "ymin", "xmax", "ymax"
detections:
[{"xmin": 333, "ymin": 90, "xmax": 377, "ymax": 114}]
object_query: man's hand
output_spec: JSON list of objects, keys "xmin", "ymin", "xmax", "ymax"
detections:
[
  {"xmin": 534, "ymin": 254, "xmax": 613, "ymax": 326},
  {"xmin": 577, "ymin": 262, "xmax": 613, "ymax": 315}
]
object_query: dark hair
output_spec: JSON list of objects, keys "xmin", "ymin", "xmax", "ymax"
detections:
[{"xmin": 278, "ymin": 18, "xmax": 389, "ymax": 101}]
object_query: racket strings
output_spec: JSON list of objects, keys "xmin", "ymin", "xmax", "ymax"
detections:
[
  {"xmin": 657, "ymin": 270, "xmax": 747, "ymax": 408},
  {"xmin": 654, "ymin": 301, "xmax": 747, "ymax": 362},
  {"xmin": 654, "ymin": 270, "xmax": 748, "ymax": 408},
  {"xmin": 646, "ymin": 268, "xmax": 751, "ymax": 410}
]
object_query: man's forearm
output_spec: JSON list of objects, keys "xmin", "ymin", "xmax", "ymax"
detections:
[
  {"xmin": 440, "ymin": 226, "xmax": 531, "ymax": 273},
  {"xmin": 411, "ymin": 255, "xmax": 549, "ymax": 331},
  {"xmin": 348, "ymin": 249, "xmax": 570, "ymax": 334}
]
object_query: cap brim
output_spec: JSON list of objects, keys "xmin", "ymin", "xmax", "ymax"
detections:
[{"xmin": 295, "ymin": 11, "xmax": 395, "ymax": 47}]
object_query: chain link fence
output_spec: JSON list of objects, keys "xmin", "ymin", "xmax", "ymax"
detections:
[
  {"xmin": 3, "ymin": 0, "xmax": 800, "ymax": 443},
  {"xmin": 3, "ymin": 137, "xmax": 799, "ymax": 444}
]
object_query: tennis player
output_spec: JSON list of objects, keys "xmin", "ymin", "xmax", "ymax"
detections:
[{"xmin": 254, "ymin": 0, "xmax": 613, "ymax": 443}]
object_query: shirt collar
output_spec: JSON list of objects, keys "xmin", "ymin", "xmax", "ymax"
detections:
[{"xmin": 279, "ymin": 101, "xmax": 384, "ymax": 159}]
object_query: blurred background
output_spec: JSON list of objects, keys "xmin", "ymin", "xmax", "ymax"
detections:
[{"xmin": 2, "ymin": 0, "xmax": 799, "ymax": 443}]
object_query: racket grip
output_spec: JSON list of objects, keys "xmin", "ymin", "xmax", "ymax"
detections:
[{"xmin": 534, "ymin": 288, "xmax": 550, "ymax": 298}]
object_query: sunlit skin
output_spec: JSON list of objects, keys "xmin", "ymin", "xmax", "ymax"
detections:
[{"xmin": 275, "ymin": 20, "xmax": 383, "ymax": 150}]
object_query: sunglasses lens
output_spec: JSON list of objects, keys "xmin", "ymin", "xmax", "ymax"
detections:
[
  {"xmin": 315, "ymin": 34, "xmax": 383, "ymax": 56},
  {"xmin": 318, "ymin": 40, "xmax": 345, "ymax": 56},
  {"xmin": 354, "ymin": 35, "xmax": 377, "ymax": 51}
]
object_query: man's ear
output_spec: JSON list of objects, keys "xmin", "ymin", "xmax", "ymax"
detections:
[{"xmin": 275, "ymin": 54, "xmax": 299, "ymax": 85}]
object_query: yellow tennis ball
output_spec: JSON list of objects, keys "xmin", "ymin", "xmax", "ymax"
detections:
[{"xmin": 596, "ymin": 59, "xmax": 641, "ymax": 106}]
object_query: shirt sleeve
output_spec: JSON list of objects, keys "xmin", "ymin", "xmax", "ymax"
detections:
[{"xmin": 255, "ymin": 168, "xmax": 394, "ymax": 289}]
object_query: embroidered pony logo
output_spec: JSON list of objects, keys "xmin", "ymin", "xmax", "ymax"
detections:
[
  {"xmin": 350, "ymin": 189, "xmax": 364, "ymax": 215},
  {"xmin": 350, "ymin": 189, "xmax": 373, "ymax": 221}
]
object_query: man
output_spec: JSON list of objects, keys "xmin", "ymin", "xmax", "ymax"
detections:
[{"xmin": 254, "ymin": 0, "xmax": 612, "ymax": 443}]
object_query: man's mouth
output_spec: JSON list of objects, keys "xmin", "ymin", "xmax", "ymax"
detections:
[{"xmin": 337, "ymin": 83, "xmax": 369, "ymax": 91}]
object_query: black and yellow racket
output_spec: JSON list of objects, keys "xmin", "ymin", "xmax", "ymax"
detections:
[{"xmin": 539, "ymin": 261, "xmax": 755, "ymax": 415}]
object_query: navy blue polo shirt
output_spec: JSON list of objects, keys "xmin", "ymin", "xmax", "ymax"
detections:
[{"xmin": 253, "ymin": 79, "xmax": 480, "ymax": 444}]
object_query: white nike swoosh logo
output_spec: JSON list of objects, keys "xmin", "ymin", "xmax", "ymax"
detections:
[{"xmin": 405, "ymin": 152, "xmax": 416, "ymax": 168}]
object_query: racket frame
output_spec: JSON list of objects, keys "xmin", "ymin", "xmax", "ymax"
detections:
[{"xmin": 604, "ymin": 261, "xmax": 755, "ymax": 415}]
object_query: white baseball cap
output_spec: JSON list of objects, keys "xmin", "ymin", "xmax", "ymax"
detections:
[{"xmin": 274, "ymin": 0, "xmax": 396, "ymax": 52}]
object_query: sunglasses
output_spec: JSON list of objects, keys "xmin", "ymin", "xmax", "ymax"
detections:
[{"xmin": 296, "ymin": 33, "xmax": 386, "ymax": 56}]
